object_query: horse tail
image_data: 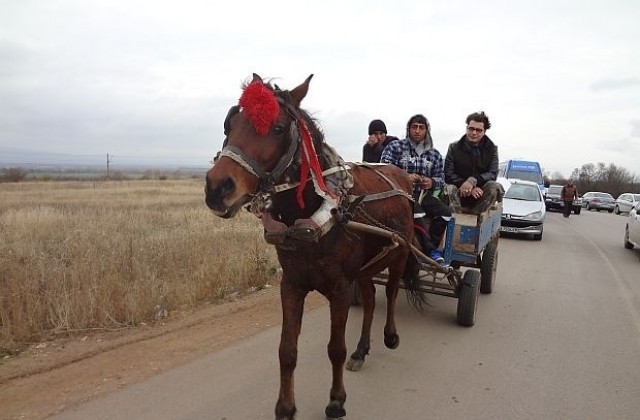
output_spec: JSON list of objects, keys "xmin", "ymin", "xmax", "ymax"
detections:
[{"xmin": 401, "ymin": 244, "xmax": 429, "ymax": 312}]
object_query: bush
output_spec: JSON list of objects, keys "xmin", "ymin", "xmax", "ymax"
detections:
[{"xmin": 1, "ymin": 167, "xmax": 28, "ymax": 183}]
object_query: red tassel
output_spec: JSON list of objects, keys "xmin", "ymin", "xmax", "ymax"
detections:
[
  {"xmin": 239, "ymin": 82, "xmax": 280, "ymax": 136},
  {"xmin": 296, "ymin": 117, "xmax": 329, "ymax": 209}
]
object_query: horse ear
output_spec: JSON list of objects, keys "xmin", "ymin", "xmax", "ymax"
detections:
[
  {"xmin": 289, "ymin": 74, "xmax": 314, "ymax": 106},
  {"xmin": 252, "ymin": 73, "xmax": 263, "ymax": 83}
]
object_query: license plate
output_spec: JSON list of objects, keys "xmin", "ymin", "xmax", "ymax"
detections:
[{"xmin": 501, "ymin": 226, "xmax": 519, "ymax": 232}]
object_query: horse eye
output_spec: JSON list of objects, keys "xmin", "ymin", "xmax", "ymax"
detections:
[{"xmin": 272, "ymin": 124, "xmax": 286, "ymax": 135}]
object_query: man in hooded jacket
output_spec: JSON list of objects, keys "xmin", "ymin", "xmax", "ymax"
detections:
[{"xmin": 381, "ymin": 114, "xmax": 451, "ymax": 263}]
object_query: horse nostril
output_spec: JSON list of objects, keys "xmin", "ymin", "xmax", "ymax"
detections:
[
  {"xmin": 219, "ymin": 177, "xmax": 235, "ymax": 198},
  {"xmin": 205, "ymin": 176, "xmax": 236, "ymax": 210}
]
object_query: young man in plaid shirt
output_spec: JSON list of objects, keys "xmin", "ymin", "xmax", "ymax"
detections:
[{"xmin": 381, "ymin": 114, "xmax": 451, "ymax": 263}]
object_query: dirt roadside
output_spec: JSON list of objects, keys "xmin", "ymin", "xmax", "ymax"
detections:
[{"xmin": 0, "ymin": 286, "xmax": 327, "ymax": 420}]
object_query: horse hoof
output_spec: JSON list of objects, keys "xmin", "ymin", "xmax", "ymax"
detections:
[
  {"xmin": 384, "ymin": 333, "xmax": 399, "ymax": 349},
  {"xmin": 345, "ymin": 357, "xmax": 363, "ymax": 372},
  {"xmin": 325, "ymin": 400, "xmax": 346, "ymax": 418},
  {"xmin": 275, "ymin": 402, "xmax": 296, "ymax": 420}
]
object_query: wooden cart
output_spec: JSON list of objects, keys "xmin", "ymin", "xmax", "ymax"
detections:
[{"xmin": 352, "ymin": 203, "xmax": 502, "ymax": 327}]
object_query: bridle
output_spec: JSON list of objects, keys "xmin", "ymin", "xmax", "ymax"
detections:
[{"xmin": 214, "ymin": 90, "xmax": 344, "ymax": 213}]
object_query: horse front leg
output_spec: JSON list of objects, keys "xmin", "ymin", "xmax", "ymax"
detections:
[
  {"xmin": 346, "ymin": 277, "xmax": 375, "ymax": 372},
  {"xmin": 324, "ymin": 289, "xmax": 351, "ymax": 419},
  {"xmin": 275, "ymin": 280, "xmax": 307, "ymax": 420}
]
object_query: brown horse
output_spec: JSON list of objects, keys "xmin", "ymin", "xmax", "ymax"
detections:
[{"xmin": 205, "ymin": 74, "xmax": 424, "ymax": 419}]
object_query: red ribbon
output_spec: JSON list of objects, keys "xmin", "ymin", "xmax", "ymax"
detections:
[{"xmin": 296, "ymin": 117, "xmax": 330, "ymax": 209}]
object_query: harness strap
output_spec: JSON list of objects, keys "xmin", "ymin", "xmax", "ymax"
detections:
[
  {"xmin": 346, "ymin": 189, "xmax": 412, "ymax": 204},
  {"xmin": 345, "ymin": 163, "xmax": 414, "ymax": 203},
  {"xmin": 272, "ymin": 164, "xmax": 351, "ymax": 193},
  {"xmin": 267, "ymin": 122, "xmax": 299, "ymax": 183},
  {"xmin": 359, "ymin": 236, "xmax": 400, "ymax": 271}
]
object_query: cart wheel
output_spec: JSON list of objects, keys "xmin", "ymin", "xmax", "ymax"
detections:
[
  {"xmin": 350, "ymin": 281, "xmax": 362, "ymax": 306},
  {"xmin": 624, "ymin": 226, "xmax": 634, "ymax": 250},
  {"xmin": 480, "ymin": 239, "xmax": 498, "ymax": 294},
  {"xmin": 457, "ymin": 270, "xmax": 480, "ymax": 327}
]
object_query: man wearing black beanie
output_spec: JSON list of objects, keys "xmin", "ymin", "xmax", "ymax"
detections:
[{"xmin": 362, "ymin": 119, "xmax": 398, "ymax": 162}]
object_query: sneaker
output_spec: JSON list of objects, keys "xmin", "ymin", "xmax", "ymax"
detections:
[{"xmin": 429, "ymin": 249, "xmax": 445, "ymax": 264}]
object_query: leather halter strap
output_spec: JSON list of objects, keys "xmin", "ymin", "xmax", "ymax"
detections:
[{"xmin": 218, "ymin": 146, "xmax": 267, "ymax": 180}]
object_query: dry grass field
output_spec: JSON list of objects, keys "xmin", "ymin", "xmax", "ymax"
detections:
[{"xmin": 0, "ymin": 179, "xmax": 280, "ymax": 347}]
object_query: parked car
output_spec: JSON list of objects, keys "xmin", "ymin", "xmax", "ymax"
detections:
[
  {"xmin": 500, "ymin": 179, "xmax": 546, "ymax": 240},
  {"xmin": 544, "ymin": 184, "xmax": 582, "ymax": 214},
  {"xmin": 615, "ymin": 193, "xmax": 640, "ymax": 215},
  {"xmin": 581, "ymin": 191, "xmax": 615, "ymax": 212},
  {"xmin": 624, "ymin": 201, "xmax": 640, "ymax": 250}
]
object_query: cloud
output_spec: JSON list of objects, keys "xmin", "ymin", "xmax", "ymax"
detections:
[
  {"xmin": 2, "ymin": 0, "xmax": 640, "ymax": 178},
  {"xmin": 591, "ymin": 78, "xmax": 640, "ymax": 92},
  {"xmin": 631, "ymin": 120, "xmax": 640, "ymax": 138}
]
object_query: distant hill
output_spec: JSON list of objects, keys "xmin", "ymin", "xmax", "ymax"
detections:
[{"xmin": 0, "ymin": 147, "xmax": 209, "ymax": 171}]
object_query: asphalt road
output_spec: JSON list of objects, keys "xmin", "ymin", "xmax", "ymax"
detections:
[{"xmin": 52, "ymin": 210, "xmax": 640, "ymax": 420}]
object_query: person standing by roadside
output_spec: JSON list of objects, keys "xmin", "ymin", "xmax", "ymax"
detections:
[
  {"xmin": 561, "ymin": 180, "xmax": 578, "ymax": 218},
  {"xmin": 444, "ymin": 111, "xmax": 503, "ymax": 213},
  {"xmin": 381, "ymin": 114, "xmax": 451, "ymax": 263},
  {"xmin": 362, "ymin": 119, "xmax": 397, "ymax": 163}
]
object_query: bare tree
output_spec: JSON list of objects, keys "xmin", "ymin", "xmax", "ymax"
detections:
[{"xmin": 564, "ymin": 162, "xmax": 640, "ymax": 197}]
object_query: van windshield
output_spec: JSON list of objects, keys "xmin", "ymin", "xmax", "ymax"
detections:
[{"xmin": 506, "ymin": 170, "xmax": 543, "ymax": 185}]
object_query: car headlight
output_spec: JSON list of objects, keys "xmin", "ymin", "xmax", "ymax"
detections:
[{"xmin": 525, "ymin": 210, "xmax": 544, "ymax": 219}]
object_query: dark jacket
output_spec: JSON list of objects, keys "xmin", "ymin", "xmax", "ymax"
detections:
[
  {"xmin": 362, "ymin": 135, "xmax": 397, "ymax": 163},
  {"xmin": 561, "ymin": 184, "xmax": 578, "ymax": 201},
  {"xmin": 444, "ymin": 135, "xmax": 499, "ymax": 188}
]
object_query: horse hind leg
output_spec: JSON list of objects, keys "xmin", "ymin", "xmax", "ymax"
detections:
[{"xmin": 346, "ymin": 277, "xmax": 375, "ymax": 372}]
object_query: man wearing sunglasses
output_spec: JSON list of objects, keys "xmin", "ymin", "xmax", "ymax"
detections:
[
  {"xmin": 444, "ymin": 111, "xmax": 503, "ymax": 213},
  {"xmin": 381, "ymin": 114, "xmax": 451, "ymax": 264}
]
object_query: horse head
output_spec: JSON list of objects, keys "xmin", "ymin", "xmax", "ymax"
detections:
[{"xmin": 205, "ymin": 73, "xmax": 317, "ymax": 218}]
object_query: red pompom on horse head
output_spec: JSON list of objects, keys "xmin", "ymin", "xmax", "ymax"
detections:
[{"xmin": 239, "ymin": 81, "xmax": 280, "ymax": 136}]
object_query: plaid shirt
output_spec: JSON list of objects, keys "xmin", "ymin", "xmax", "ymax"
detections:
[{"xmin": 381, "ymin": 138, "xmax": 445, "ymax": 196}]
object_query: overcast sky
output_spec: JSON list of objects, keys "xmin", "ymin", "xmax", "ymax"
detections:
[{"xmin": 1, "ymin": 0, "xmax": 639, "ymax": 177}]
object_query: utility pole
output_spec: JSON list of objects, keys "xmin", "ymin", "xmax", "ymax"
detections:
[{"xmin": 106, "ymin": 153, "xmax": 111, "ymax": 179}]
